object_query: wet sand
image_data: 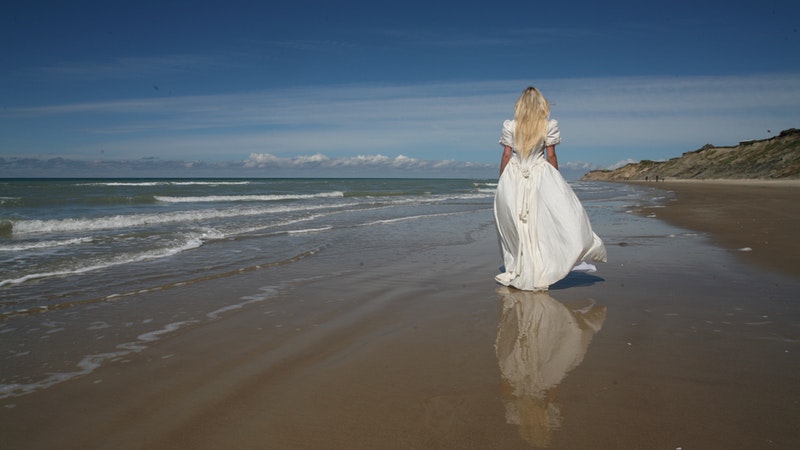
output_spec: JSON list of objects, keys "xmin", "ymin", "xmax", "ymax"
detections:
[
  {"xmin": 2, "ymin": 182, "xmax": 800, "ymax": 449},
  {"xmin": 636, "ymin": 179, "xmax": 800, "ymax": 278}
]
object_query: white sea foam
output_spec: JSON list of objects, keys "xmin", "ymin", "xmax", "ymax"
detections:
[
  {"xmin": 206, "ymin": 287, "xmax": 278, "ymax": 319},
  {"xmin": 286, "ymin": 226, "xmax": 333, "ymax": 234},
  {"xmin": 78, "ymin": 181, "xmax": 254, "ymax": 187},
  {"xmin": 0, "ymin": 196, "xmax": 20, "ymax": 204},
  {"xmin": 203, "ymin": 212, "xmax": 334, "ymax": 238},
  {"xmin": 0, "ymin": 320, "xmax": 196, "ymax": 399},
  {"xmin": 360, "ymin": 209, "xmax": 474, "ymax": 226},
  {"xmin": 0, "ymin": 236, "xmax": 204, "ymax": 287},
  {"xmin": 154, "ymin": 191, "xmax": 344, "ymax": 203},
  {"xmin": 10, "ymin": 202, "xmax": 360, "ymax": 235},
  {"xmin": 374, "ymin": 192, "xmax": 491, "ymax": 207},
  {"xmin": 433, "ymin": 192, "xmax": 494, "ymax": 201},
  {"xmin": 0, "ymin": 236, "xmax": 93, "ymax": 252},
  {"xmin": 9, "ymin": 190, "xmax": 489, "ymax": 236},
  {"xmin": 88, "ymin": 321, "xmax": 111, "ymax": 330},
  {"xmin": 77, "ymin": 181, "xmax": 164, "ymax": 187},
  {"xmin": 170, "ymin": 181, "xmax": 253, "ymax": 186}
]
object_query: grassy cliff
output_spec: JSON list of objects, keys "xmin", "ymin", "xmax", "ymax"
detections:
[{"xmin": 582, "ymin": 128, "xmax": 800, "ymax": 181}]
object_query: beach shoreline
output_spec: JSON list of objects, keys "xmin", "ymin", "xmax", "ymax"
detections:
[
  {"xmin": 2, "ymin": 180, "xmax": 799, "ymax": 449},
  {"xmin": 626, "ymin": 179, "xmax": 800, "ymax": 278}
]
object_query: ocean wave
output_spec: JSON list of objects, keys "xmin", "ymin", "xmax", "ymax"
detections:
[
  {"xmin": 6, "ymin": 191, "xmax": 490, "ymax": 236},
  {"xmin": 170, "ymin": 181, "xmax": 253, "ymax": 186},
  {"xmin": 77, "ymin": 181, "xmax": 254, "ymax": 187},
  {"xmin": 355, "ymin": 191, "xmax": 492, "ymax": 206},
  {"xmin": 0, "ymin": 194, "xmax": 159, "ymax": 208},
  {"xmin": 1, "ymin": 248, "xmax": 318, "ymax": 318},
  {"xmin": 0, "ymin": 236, "xmax": 204, "ymax": 287},
  {"xmin": 359, "ymin": 209, "xmax": 477, "ymax": 226},
  {"xmin": 0, "ymin": 197, "xmax": 21, "ymax": 207},
  {"xmin": 154, "ymin": 191, "xmax": 344, "ymax": 203},
  {"xmin": 343, "ymin": 190, "xmax": 413, "ymax": 198},
  {"xmin": 9, "ymin": 202, "xmax": 360, "ymax": 235},
  {"xmin": 286, "ymin": 226, "xmax": 334, "ymax": 234},
  {"xmin": 0, "ymin": 236, "xmax": 94, "ymax": 252},
  {"xmin": 428, "ymin": 192, "xmax": 494, "ymax": 202}
]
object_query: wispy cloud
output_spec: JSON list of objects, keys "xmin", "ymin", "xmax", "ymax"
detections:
[
  {"xmin": 2, "ymin": 74, "xmax": 799, "ymax": 170},
  {"xmin": 243, "ymin": 152, "xmax": 486, "ymax": 171},
  {"xmin": 0, "ymin": 152, "xmax": 494, "ymax": 178}
]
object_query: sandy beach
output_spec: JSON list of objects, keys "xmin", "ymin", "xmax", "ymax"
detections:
[
  {"xmin": 634, "ymin": 179, "xmax": 800, "ymax": 278},
  {"xmin": 2, "ymin": 180, "xmax": 799, "ymax": 449}
]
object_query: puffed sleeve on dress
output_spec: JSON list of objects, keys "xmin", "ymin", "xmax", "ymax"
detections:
[
  {"xmin": 499, "ymin": 120, "xmax": 515, "ymax": 147},
  {"xmin": 546, "ymin": 119, "xmax": 562, "ymax": 146}
]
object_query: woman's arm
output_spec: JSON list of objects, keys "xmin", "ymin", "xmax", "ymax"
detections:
[
  {"xmin": 546, "ymin": 145, "xmax": 558, "ymax": 170},
  {"xmin": 499, "ymin": 145, "xmax": 513, "ymax": 176}
]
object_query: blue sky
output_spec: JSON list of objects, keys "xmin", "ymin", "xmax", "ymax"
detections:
[{"xmin": 1, "ymin": 0, "xmax": 799, "ymax": 178}]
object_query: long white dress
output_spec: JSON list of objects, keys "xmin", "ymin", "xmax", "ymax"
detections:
[{"xmin": 494, "ymin": 119, "xmax": 607, "ymax": 291}]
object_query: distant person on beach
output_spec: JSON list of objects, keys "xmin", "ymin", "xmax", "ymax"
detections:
[{"xmin": 494, "ymin": 87, "xmax": 607, "ymax": 291}]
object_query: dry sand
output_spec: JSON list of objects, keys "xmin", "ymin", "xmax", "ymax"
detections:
[{"xmin": 2, "ymin": 181, "xmax": 799, "ymax": 449}]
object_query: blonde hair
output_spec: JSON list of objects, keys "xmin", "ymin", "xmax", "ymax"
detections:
[{"xmin": 514, "ymin": 87, "xmax": 550, "ymax": 160}]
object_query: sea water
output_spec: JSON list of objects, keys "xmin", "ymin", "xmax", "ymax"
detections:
[
  {"xmin": 0, "ymin": 178, "xmax": 497, "ymax": 309},
  {"xmin": 0, "ymin": 178, "xmax": 665, "ymax": 399}
]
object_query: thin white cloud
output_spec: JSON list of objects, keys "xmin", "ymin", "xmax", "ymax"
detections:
[
  {"xmin": 0, "ymin": 153, "xmax": 494, "ymax": 178},
  {"xmin": 606, "ymin": 159, "xmax": 639, "ymax": 170},
  {"xmin": 243, "ymin": 152, "xmax": 486, "ymax": 171},
  {"xmin": 2, "ymin": 74, "xmax": 799, "ymax": 169}
]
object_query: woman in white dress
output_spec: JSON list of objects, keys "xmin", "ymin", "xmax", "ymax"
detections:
[{"xmin": 494, "ymin": 87, "xmax": 606, "ymax": 291}]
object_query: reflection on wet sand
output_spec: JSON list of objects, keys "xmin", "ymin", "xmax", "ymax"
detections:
[{"xmin": 495, "ymin": 287, "xmax": 606, "ymax": 448}]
